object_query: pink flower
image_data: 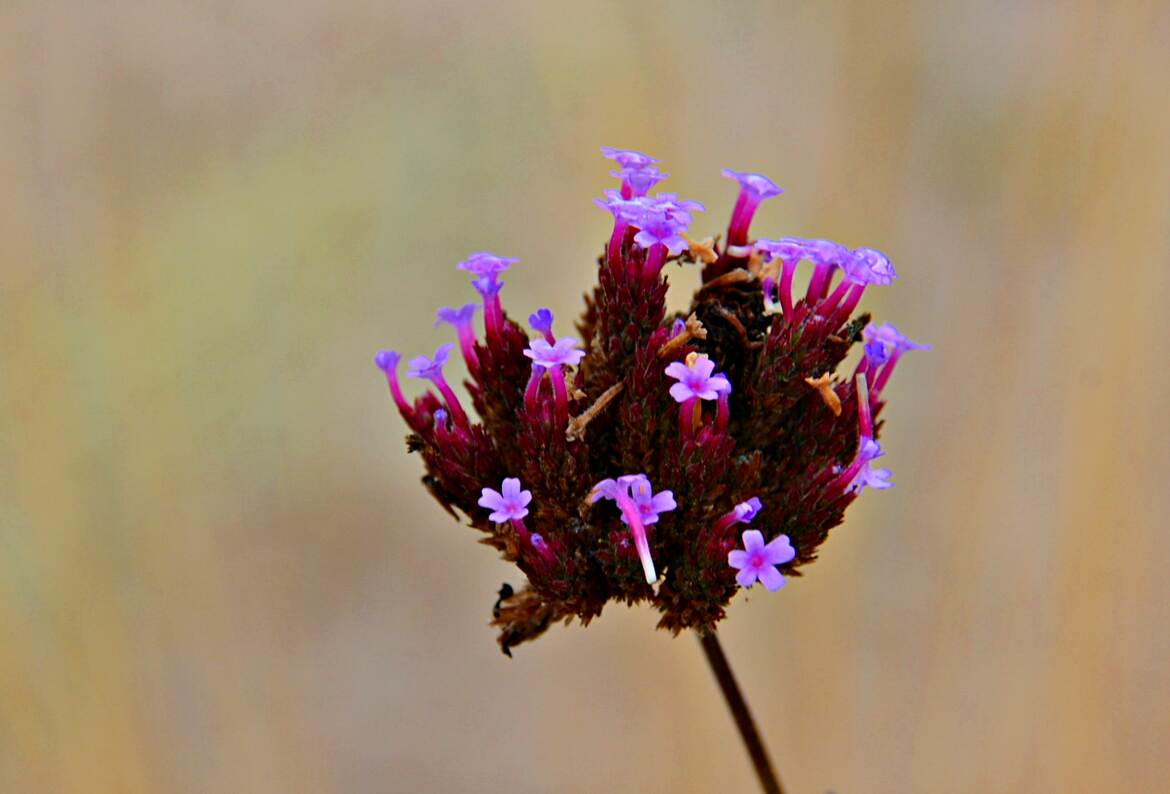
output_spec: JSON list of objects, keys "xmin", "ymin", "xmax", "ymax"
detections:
[
  {"xmin": 665, "ymin": 354, "xmax": 732, "ymax": 403},
  {"xmin": 728, "ymin": 529, "xmax": 795, "ymax": 591},
  {"xmin": 478, "ymin": 477, "xmax": 533, "ymax": 523}
]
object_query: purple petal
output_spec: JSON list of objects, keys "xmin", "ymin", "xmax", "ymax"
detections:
[
  {"xmin": 764, "ymin": 535, "xmax": 796, "ymax": 566},
  {"xmin": 741, "ymin": 529, "xmax": 765, "ymax": 553},
  {"xmin": 736, "ymin": 568, "xmax": 760, "ymax": 588},
  {"xmin": 478, "ymin": 488, "xmax": 504, "ymax": 512},
  {"xmin": 757, "ymin": 565, "xmax": 786, "ymax": 591}
]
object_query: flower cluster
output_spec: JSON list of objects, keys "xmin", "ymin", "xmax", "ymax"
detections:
[{"xmin": 374, "ymin": 147, "xmax": 926, "ymax": 654}]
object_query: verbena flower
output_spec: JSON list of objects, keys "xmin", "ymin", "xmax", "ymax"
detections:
[
  {"xmin": 728, "ymin": 529, "xmax": 796, "ymax": 591},
  {"xmin": 373, "ymin": 147, "xmax": 926, "ymax": 654}
]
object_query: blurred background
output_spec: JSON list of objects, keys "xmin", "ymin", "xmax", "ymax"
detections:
[{"xmin": 2, "ymin": 1, "xmax": 1168, "ymax": 792}]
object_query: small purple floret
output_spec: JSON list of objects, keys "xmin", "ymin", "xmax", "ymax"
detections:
[
  {"xmin": 632, "ymin": 210, "xmax": 689, "ymax": 255},
  {"xmin": 863, "ymin": 322, "xmax": 930, "ymax": 361},
  {"xmin": 848, "ymin": 438, "xmax": 894, "ymax": 493},
  {"xmin": 435, "ymin": 304, "xmax": 477, "ymax": 329},
  {"xmin": 665, "ymin": 355, "xmax": 732, "ymax": 402},
  {"xmin": 373, "ymin": 350, "xmax": 400, "ymax": 373},
  {"xmin": 754, "ymin": 237, "xmax": 810, "ymax": 264},
  {"xmin": 612, "ymin": 166, "xmax": 668, "ymax": 197},
  {"xmin": 471, "ymin": 276, "xmax": 504, "ymax": 299},
  {"xmin": 734, "ymin": 497, "xmax": 763, "ymax": 522},
  {"xmin": 529, "ymin": 308, "xmax": 555, "ymax": 336},
  {"xmin": 478, "ymin": 477, "xmax": 533, "ymax": 523},
  {"xmin": 721, "ymin": 169, "xmax": 783, "ymax": 199},
  {"xmin": 625, "ymin": 476, "xmax": 677, "ymax": 526},
  {"xmin": 457, "ymin": 251, "xmax": 518, "ymax": 279},
  {"xmin": 406, "ymin": 343, "xmax": 454, "ymax": 380},
  {"xmin": 600, "ymin": 147, "xmax": 658, "ymax": 169},
  {"xmin": 728, "ymin": 529, "xmax": 796, "ymax": 591},
  {"xmin": 842, "ymin": 247, "xmax": 897, "ymax": 286},
  {"xmin": 524, "ymin": 337, "xmax": 585, "ymax": 369}
]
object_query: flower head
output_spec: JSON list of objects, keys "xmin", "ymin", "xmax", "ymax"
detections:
[
  {"xmin": 524, "ymin": 336, "xmax": 585, "ymax": 369},
  {"xmin": 406, "ymin": 343, "xmax": 454, "ymax": 380},
  {"xmin": 728, "ymin": 529, "xmax": 796, "ymax": 591},
  {"xmin": 665, "ymin": 353, "xmax": 732, "ymax": 402},
  {"xmin": 478, "ymin": 477, "xmax": 533, "ymax": 523},
  {"xmin": 373, "ymin": 147, "xmax": 926, "ymax": 652}
]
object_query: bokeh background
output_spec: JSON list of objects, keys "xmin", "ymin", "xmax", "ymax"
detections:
[{"xmin": 3, "ymin": 1, "xmax": 1169, "ymax": 792}]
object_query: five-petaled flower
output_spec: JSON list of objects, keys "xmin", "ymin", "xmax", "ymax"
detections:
[
  {"xmin": 665, "ymin": 353, "xmax": 732, "ymax": 402},
  {"xmin": 625, "ymin": 476, "xmax": 678, "ymax": 525},
  {"xmin": 479, "ymin": 477, "xmax": 533, "ymax": 523},
  {"xmin": 728, "ymin": 529, "xmax": 796, "ymax": 591},
  {"xmin": 524, "ymin": 337, "xmax": 586, "ymax": 369}
]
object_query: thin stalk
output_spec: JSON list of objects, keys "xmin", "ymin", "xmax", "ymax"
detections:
[{"xmin": 696, "ymin": 629, "xmax": 785, "ymax": 794}]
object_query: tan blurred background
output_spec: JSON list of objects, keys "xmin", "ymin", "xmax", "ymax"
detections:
[{"xmin": 2, "ymin": 1, "xmax": 1169, "ymax": 792}]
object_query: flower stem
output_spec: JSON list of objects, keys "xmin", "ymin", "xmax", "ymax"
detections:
[{"xmin": 696, "ymin": 629, "xmax": 785, "ymax": 794}]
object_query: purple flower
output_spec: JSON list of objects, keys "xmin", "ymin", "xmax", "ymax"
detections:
[
  {"xmin": 594, "ymin": 189, "xmax": 638, "ymax": 218},
  {"xmin": 373, "ymin": 350, "xmax": 400, "ymax": 374},
  {"xmin": 631, "ymin": 210, "xmax": 688, "ymax": 255},
  {"xmin": 754, "ymin": 237, "xmax": 811, "ymax": 264},
  {"xmin": 863, "ymin": 322, "xmax": 930, "ymax": 364},
  {"xmin": 842, "ymin": 247, "xmax": 897, "ymax": 286},
  {"xmin": 529, "ymin": 308, "xmax": 555, "ymax": 337},
  {"xmin": 625, "ymin": 476, "xmax": 677, "ymax": 525},
  {"xmin": 524, "ymin": 337, "xmax": 585, "ymax": 369},
  {"xmin": 374, "ymin": 349, "xmax": 416, "ymax": 422},
  {"xmin": 406, "ymin": 343, "xmax": 454, "ymax": 380},
  {"xmin": 848, "ymin": 438, "xmax": 894, "ymax": 493},
  {"xmin": 457, "ymin": 251, "xmax": 517, "ymax": 279},
  {"xmin": 803, "ymin": 238, "xmax": 849, "ymax": 267},
  {"xmin": 713, "ymin": 496, "xmax": 764, "ymax": 535},
  {"xmin": 471, "ymin": 276, "xmax": 504, "ymax": 299},
  {"xmin": 665, "ymin": 354, "xmax": 732, "ymax": 402},
  {"xmin": 721, "ymin": 169, "xmax": 784, "ymax": 201},
  {"xmin": 436, "ymin": 304, "xmax": 480, "ymax": 369},
  {"xmin": 435, "ymin": 304, "xmax": 477, "ymax": 330},
  {"xmin": 611, "ymin": 166, "xmax": 668, "ymax": 197},
  {"xmin": 591, "ymin": 474, "xmax": 665, "ymax": 584},
  {"xmin": 647, "ymin": 193, "xmax": 705, "ymax": 225},
  {"xmin": 728, "ymin": 529, "xmax": 796, "ymax": 591},
  {"xmin": 722, "ymin": 169, "xmax": 784, "ymax": 250},
  {"xmin": 804, "ymin": 238, "xmax": 851, "ymax": 294},
  {"xmin": 601, "ymin": 146, "xmax": 659, "ymax": 169},
  {"xmin": 734, "ymin": 497, "xmax": 763, "ymax": 522},
  {"xmin": 478, "ymin": 477, "xmax": 533, "ymax": 523}
]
